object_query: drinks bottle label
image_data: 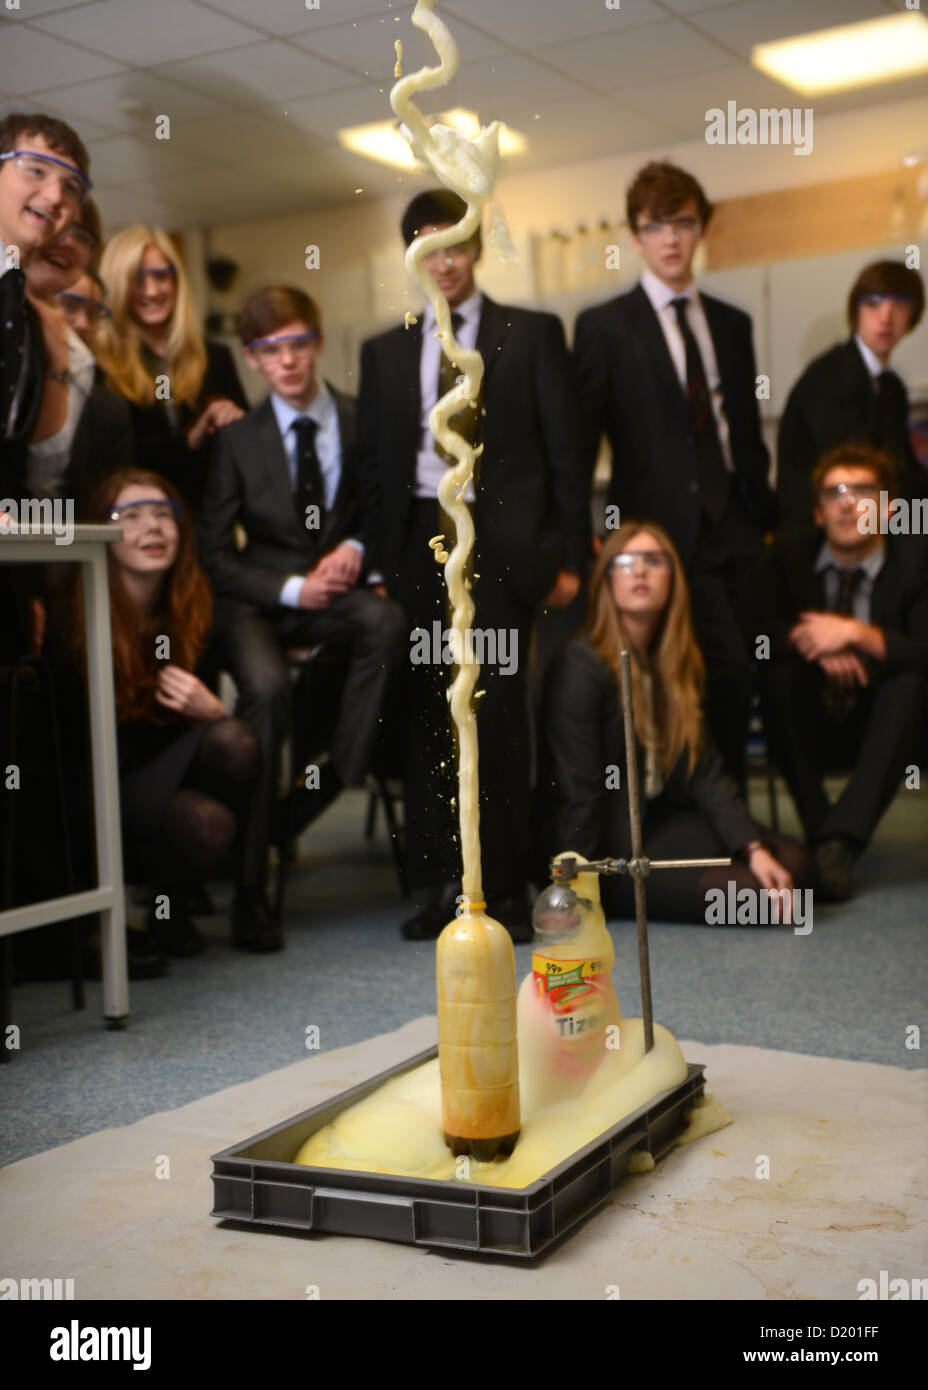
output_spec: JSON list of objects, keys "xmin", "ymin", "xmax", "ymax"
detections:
[{"xmin": 531, "ymin": 953, "xmax": 607, "ymax": 1069}]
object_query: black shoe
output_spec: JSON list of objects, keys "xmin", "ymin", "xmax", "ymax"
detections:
[
  {"xmin": 401, "ymin": 881, "xmax": 460, "ymax": 940},
  {"xmin": 147, "ymin": 897, "xmax": 205, "ymax": 957},
  {"xmin": 487, "ymin": 890, "xmax": 534, "ymax": 944},
  {"xmin": 232, "ymin": 887, "xmax": 283, "ymax": 952},
  {"xmin": 813, "ymin": 837, "xmax": 858, "ymax": 903}
]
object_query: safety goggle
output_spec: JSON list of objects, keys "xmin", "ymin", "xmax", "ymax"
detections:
[
  {"xmin": 0, "ymin": 148, "xmax": 92, "ymax": 206},
  {"xmin": 106, "ymin": 498, "xmax": 181, "ymax": 525},
  {"xmin": 245, "ymin": 330, "xmax": 319, "ymax": 358}
]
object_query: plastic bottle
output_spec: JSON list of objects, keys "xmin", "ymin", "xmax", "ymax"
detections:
[
  {"xmin": 437, "ymin": 904, "xmax": 520, "ymax": 1162},
  {"xmin": 517, "ymin": 854, "xmax": 621, "ymax": 1105}
]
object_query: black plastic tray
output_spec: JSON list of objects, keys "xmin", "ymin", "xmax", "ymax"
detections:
[{"xmin": 211, "ymin": 1047, "xmax": 705, "ymax": 1258}]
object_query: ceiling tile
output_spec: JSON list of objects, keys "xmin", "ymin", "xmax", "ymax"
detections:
[
  {"xmin": 507, "ymin": 95, "xmax": 676, "ymax": 170},
  {"xmin": 159, "ymin": 39, "xmax": 359, "ymax": 109},
  {"xmin": 617, "ymin": 61, "xmax": 800, "ymax": 130},
  {"xmin": 534, "ymin": 18, "xmax": 732, "ymax": 90},
  {"xmin": 174, "ymin": 109, "xmax": 325, "ymax": 163},
  {"xmin": 433, "ymin": 53, "xmax": 587, "ymax": 116},
  {"xmin": 84, "ymin": 132, "xmax": 217, "ymax": 183},
  {"xmin": 292, "ymin": 10, "xmax": 506, "ymax": 83},
  {"xmin": 31, "ymin": 0, "xmax": 263, "ymax": 67},
  {"xmin": 0, "ymin": 19, "xmax": 125, "ymax": 93},
  {"xmin": 689, "ymin": 0, "xmax": 893, "ymax": 61},
  {"xmin": 0, "ymin": 96, "xmax": 114, "ymax": 143},
  {"xmin": 257, "ymin": 83, "xmax": 396, "ymax": 140},
  {"xmin": 26, "ymin": 71, "xmax": 231, "ymax": 132},
  {"xmin": 197, "ymin": 0, "xmax": 387, "ymax": 38},
  {"xmin": 444, "ymin": 0, "xmax": 663, "ymax": 48}
]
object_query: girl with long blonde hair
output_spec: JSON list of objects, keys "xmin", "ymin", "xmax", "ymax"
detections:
[
  {"xmin": 541, "ymin": 520, "xmax": 812, "ymax": 923},
  {"xmin": 93, "ymin": 224, "xmax": 246, "ymax": 512}
]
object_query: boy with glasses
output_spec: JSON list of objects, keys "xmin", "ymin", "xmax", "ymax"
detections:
[
  {"xmin": 760, "ymin": 443, "xmax": 928, "ymax": 900},
  {"xmin": 574, "ymin": 160, "xmax": 777, "ymax": 790},
  {"xmin": 1, "ymin": 113, "xmax": 90, "ymax": 488},
  {"xmin": 778, "ymin": 261, "xmax": 926, "ymax": 524},
  {"xmin": 199, "ymin": 286, "xmax": 406, "ymax": 948}
]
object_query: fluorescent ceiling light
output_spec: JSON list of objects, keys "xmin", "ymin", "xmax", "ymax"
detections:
[
  {"xmin": 339, "ymin": 108, "xmax": 526, "ymax": 169},
  {"xmin": 752, "ymin": 12, "xmax": 928, "ymax": 96}
]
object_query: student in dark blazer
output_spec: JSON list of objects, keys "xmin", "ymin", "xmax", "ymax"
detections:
[
  {"xmin": 94, "ymin": 224, "xmax": 247, "ymax": 517},
  {"xmin": 760, "ymin": 443, "xmax": 928, "ymax": 901},
  {"xmin": 574, "ymin": 162, "xmax": 778, "ymax": 790},
  {"xmin": 357, "ymin": 189, "xmax": 591, "ymax": 940},
  {"xmin": 199, "ymin": 286, "xmax": 406, "ymax": 936},
  {"xmin": 542, "ymin": 520, "xmax": 811, "ymax": 924},
  {"xmin": 777, "ymin": 261, "xmax": 926, "ymax": 524},
  {"xmin": 0, "ymin": 113, "xmax": 90, "ymax": 653}
]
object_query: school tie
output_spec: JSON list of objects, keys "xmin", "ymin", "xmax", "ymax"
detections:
[
  {"xmin": 435, "ymin": 310, "xmax": 480, "ymax": 464},
  {"xmin": 291, "ymin": 416, "xmax": 326, "ymax": 526},
  {"xmin": 671, "ymin": 296, "xmax": 729, "ymax": 522},
  {"xmin": 1, "ymin": 268, "xmax": 28, "ymax": 437},
  {"xmin": 830, "ymin": 564, "xmax": 865, "ymax": 617},
  {"xmin": 823, "ymin": 564, "xmax": 866, "ymax": 720}
]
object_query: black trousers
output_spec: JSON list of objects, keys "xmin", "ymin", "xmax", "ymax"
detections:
[
  {"xmin": 760, "ymin": 657, "xmax": 925, "ymax": 847},
  {"xmin": 391, "ymin": 499, "xmax": 534, "ymax": 899},
  {"xmin": 688, "ymin": 492, "xmax": 769, "ymax": 791},
  {"xmin": 214, "ymin": 589, "xmax": 406, "ymax": 886}
]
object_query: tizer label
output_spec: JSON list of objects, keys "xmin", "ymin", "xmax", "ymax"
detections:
[{"xmin": 532, "ymin": 954, "xmax": 607, "ymax": 1071}]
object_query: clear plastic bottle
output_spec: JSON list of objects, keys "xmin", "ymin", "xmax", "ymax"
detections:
[{"xmin": 517, "ymin": 855, "xmax": 621, "ymax": 1105}]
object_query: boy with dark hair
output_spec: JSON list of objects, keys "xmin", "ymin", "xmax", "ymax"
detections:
[
  {"xmin": 575, "ymin": 159, "xmax": 777, "ymax": 788},
  {"xmin": 778, "ymin": 260, "xmax": 926, "ymax": 522},
  {"xmin": 1, "ymin": 111, "xmax": 90, "ymax": 653},
  {"xmin": 1, "ymin": 112, "xmax": 92, "ymax": 477},
  {"xmin": 358, "ymin": 188, "xmax": 589, "ymax": 940},
  {"xmin": 760, "ymin": 442, "xmax": 928, "ymax": 900},
  {"xmin": 199, "ymin": 285, "xmax": 406, "ymax": 949}
]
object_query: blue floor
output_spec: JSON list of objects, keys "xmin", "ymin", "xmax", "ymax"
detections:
[{"xmin": 2, "ymin": 778, "xmax": 925, "ymax": 1168}]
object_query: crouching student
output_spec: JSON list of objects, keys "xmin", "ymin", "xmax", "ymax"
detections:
[
  {"xmin": 760, "ymin": 444, "xmax": 928, "ymax": 901},
  {"xmin": 51, "ymin": 469, "xmax": 273, "ymax": 970}
]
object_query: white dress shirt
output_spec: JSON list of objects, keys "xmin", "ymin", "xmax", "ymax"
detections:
[
  {"xmin": 271, "ymin": 381, "xmax": 362, "ymax": 608},
  {"xmin": 854, "ymin": 333, "xmax": 886, "ymax": 388},
  {"xmin": 640, "ymin": 268, "xmax": 734, "ymax": 473},
  {"xmin": 27, "ymin": 325, "xmax": 95, "ymax": 497},
  {"xmin": 415, "ymin": 288, "xmax": 482, "ymax": 501}
]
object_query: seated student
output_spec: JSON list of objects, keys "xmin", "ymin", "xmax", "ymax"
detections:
[
  {"xmin": 25, "ymin": 197, "xmax": 131, "ymax": 499},
  {"xmin": 89, "ymin": 224, "xmax": 246, "ymax": 515},
  {"xmin": 50, "ymin": 469, "xmax": 269, "ymax": 965},
  {"xmin": 777, "ymin": 261, "xmax": 926, "ymax": 524},
  {"xmin": 541, "ymin": 521, "xmax": 811, "ymax": 924},
  {"xmin": 760, "ymin": 443, "xmax": 928, "ymax": 901},
  {"xmin": 198, "ymin": 286, "xmax": 406, "ymax": 920}
]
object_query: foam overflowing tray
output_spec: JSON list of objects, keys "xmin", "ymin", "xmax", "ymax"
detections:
[{"xmin": 211, "ymin": 1047, "xmax": 706, "ymax": 1259}]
